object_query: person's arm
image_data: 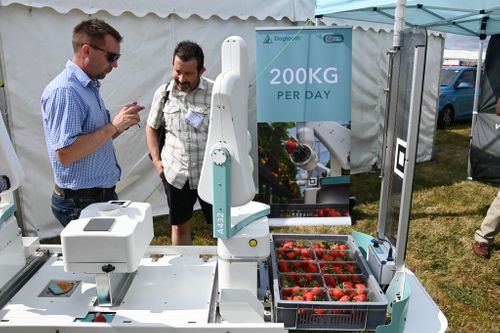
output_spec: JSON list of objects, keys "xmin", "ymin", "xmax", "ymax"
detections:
[
  {"xmin": 55, "ymin": 103, "xmax": 144, "ymax": 165},
  {"xmin": 146, "ymin": 125, "xmax": 165, "ymax": 180},
  {"xmin": 146, "ymin": 84, "xmax": 170, "ymax": 180},
  {"xmin": 496, "ymin": 98, "xmax": 500, "ymax": 116},
  {"xmin": 56, "ymin": 123, "xmax": 117, "ymax": 165}
]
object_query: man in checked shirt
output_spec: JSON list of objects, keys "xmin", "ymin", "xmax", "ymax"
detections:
[{"xmin": 146, "ymin": 41, "xmax": 213, "ymax": 245}]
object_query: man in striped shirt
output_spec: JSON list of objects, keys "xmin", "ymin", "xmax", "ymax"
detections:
[
  {"xmin": 146, "ymin": 41, "xmax": 213, "ymax": 245},
  {"xmin": 41, "ymin": 19, "xmax": 144, "ymax": 227}
]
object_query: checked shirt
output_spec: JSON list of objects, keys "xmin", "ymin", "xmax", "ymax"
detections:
[{"xmin": 147, "ymin": 77, "xmax": 213, "ymax": 190}]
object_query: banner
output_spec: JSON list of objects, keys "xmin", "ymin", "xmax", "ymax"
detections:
[{"xmin": 255, "ymin": 27, "xmax": 352, "ymax": 225}]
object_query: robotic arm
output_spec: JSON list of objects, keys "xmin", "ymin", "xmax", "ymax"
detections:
[
  {"xmin": 284, "ymin": 121, "xmax": 350, "ymax": 178},
  {"xmin": 0, "ymin": 115, "xmax": 25, "ymax": 203},
  {"xmin": 198, "ymin": 37, "xmax": 271, "ymax": 314},
  {"xmin": 198, "ymin": 36, "xmax": 255, "ymax": 208}
]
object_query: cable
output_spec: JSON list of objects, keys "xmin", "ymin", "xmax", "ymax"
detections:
[{"xmin": 371, "ymin": 237, "xmax": 394, "ymax": 261}]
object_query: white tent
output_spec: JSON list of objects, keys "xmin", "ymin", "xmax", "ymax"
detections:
[{"xmin": 0, "ymin": 0, "xmax": 444, "ymax": 238}]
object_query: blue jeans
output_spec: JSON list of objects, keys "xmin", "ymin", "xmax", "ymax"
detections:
[{"xmin": 51, "ymin": 191, "xmax": 118, "ymax": 227}]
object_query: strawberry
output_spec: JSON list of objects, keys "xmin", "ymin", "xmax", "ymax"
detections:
[
  {"xmin": 300, "ymin": 248, "xmax": 311, "ymax": 258},
  {"xmin": 345, "ymin": 264, "xmax": 356, "ymax": 274},
  {"xmin": 343, "ymin": 281, "xmax": 353, "ymax": 289},
  {"xmin": 311, "ymin": 287, "xmax": 322, "ymax": 297},
  {"xmin": 330, "ymin": 288, "xmax": 344, "ymax": 299},
  {"xmin": 353, "ymin": 294, "xmax": 367, "ymax": 302},
  {"xmin": 304, "ymin": 292, "xmax": 315, "ymax": 302},
  {"xmin": 355, "ymin": 283, "xmax": 367, "ymax": 294},
  {"xmin": 284, "ymin": 140, "xmax": 298, "ymax": 154},
  {"xmin": 278, "ymin": 261, "xmax": 290, "ymax": 272}
]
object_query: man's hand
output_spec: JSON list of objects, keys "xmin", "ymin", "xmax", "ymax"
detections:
[
  {"xmin": 55, "ymin": 102, "xmax": 145, "ymax": 165},
  {"xmin": 146, "ymin": 125, "xmax": 165, "ymax": 181},
  {"xmin": 152, "ymin": 159, "xmax": 165, "ymax": 181},
  {"xmin": 112, "ymin": 102, "xmax": 145, "ymax": 135}
]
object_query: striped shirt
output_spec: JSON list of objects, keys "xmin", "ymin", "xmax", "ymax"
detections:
[
  {"xmin": 41, "ymin": 61, "xmax": 120, "ymax": 189},
  {"xmin": 147, "ymin": 77, "xmax": 213, "ymax": 190}
]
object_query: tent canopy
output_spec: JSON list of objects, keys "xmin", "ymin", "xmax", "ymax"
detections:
[{"xmin": 315, "ymin": 1, "xmax": 500, "ymax": 37}]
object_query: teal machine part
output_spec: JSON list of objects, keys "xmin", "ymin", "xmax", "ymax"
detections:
[
  {"xmin": 211, "ymin": 147, "xmax": 269, "ymax": 240},
  {"xmin": 351, "ymin": 231, "xmax": 411, "ymax": 332},
  {"xmin": 351, "ymin": 230, "xmax": 373, "ymax": 259},
  {"xmin": 0, "ymin": 193, "xmax": 18, "ymax": 226},
  {"xmin": 376, "ymin": 270, "xmax": 411, "ymax": 333}
]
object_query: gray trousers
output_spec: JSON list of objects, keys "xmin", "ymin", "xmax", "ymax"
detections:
[{"xmin": 475, "ymin": 191, "xmax": 500, "ymax": 245}]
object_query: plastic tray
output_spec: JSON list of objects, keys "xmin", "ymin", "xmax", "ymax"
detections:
[{"xmin": 270, "ymin": 234, "xmax": 388, "ymax": 331}]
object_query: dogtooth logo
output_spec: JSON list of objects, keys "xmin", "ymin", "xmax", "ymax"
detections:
[{"xmin": 263, "ymin": 35, "xmax": 272, "ymax": 44}]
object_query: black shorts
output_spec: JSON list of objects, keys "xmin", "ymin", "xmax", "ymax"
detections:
[{"xmin": 163, "ymin": 180, "xmax": 213, "ymax": 225}]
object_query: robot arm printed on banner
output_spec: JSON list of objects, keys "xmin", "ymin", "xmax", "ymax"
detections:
[
  {"xmin": 284, "ymin": 121, "xmax": 350, "ymax": 178},
  {"xmin": 198, "ymin": 36, "xmax": 255, "ymax": 207}
]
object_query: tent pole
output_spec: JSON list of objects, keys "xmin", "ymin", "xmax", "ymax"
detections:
[
  {"xmin": 378, "ymin": 0, "xmax": 406, "ymax": 238},
  {"xmin": 393, "ymin": 0, "xmax": 407, "ymax": 48},
  {"xmin": 467, "ymin": 37, "xmax": 486, "ymax": 179}
]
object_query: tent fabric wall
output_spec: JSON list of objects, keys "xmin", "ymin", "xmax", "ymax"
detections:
[
  {"xmin": 348, "ymin": 27, "xmax": 442, "ymax": 172},
  {"xmin": 470, "ymin": 34, "xmax": 500, "ymax": 184},
  {"xmin": 0, "ymin": 0, "xmax": 314, "ymax": 20},
  {"xmin": 0, "ymin": 1, "xmax": 442, "ymax": 238}
]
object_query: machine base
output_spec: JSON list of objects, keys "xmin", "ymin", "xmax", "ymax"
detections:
[{"xmin": 0, "ymin": 245, "xmax": 285, "ymax": 332}]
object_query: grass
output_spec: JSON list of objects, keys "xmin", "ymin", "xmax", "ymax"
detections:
[{"xmin": 152, "ymin": 123, "xmax": 499, "ymax": 332}]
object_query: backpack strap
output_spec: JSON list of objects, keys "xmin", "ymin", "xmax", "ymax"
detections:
[
  {"xmin": 160, "ymin": 81, "xmax": 171, "ymax": 111},
  {"xmin": 148, "ymin": 81, "xmax": 171, "ymax": 161}
]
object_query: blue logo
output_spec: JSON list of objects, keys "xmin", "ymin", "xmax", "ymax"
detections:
[{"xmin": 263, "ymin": 35, "xmax": 272, "ymax": 44}]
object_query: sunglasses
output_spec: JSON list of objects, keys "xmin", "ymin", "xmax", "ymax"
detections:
[{"xmin": 88, "ymin": 44, "xmax": 121, "ymax": 63}]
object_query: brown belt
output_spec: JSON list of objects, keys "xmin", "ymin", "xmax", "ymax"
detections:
[{"xmin": 54, "ymin": 184, "xmax": 116, "ymax": 199}]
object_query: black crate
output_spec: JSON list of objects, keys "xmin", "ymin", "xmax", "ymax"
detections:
[{"xmin": 270, "ymin": 234, "xmax": 388, "ymax": 331}]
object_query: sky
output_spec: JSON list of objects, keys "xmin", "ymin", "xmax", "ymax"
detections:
[{"xmin": 445, "ymin": 33, "xmax": 489, "ymax": 51}]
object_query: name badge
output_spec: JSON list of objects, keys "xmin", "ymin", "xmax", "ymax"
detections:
[{"xmin": 185, "ymin": 107, "xmax": 204, "ymax": 129}]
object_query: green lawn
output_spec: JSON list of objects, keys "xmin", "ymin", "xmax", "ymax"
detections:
[{"xmin": 151, "ymin": 124, "xmax": 500, "ymax": 332}]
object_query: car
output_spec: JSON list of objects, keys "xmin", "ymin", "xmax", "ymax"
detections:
[{"xmin": 437, "ymin": 66, "xmax": 480, "ymax": 129}]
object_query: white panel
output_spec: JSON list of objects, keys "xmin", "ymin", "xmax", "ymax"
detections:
[
  {"xmin": 1, "ymin": 252, "xmax": 217, "ymax": 326},
  {"xmin": 0, "ymin": 217, "xmax": 25, "ymax": 288}
]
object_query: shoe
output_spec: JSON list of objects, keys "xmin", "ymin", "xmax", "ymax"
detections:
[{"xmin": 472, "ymin": 241, "xmax": 490, "ymax": 259}]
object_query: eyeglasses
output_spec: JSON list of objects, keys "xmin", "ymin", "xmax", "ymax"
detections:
[{"xmin": 88, "ymin": 44, "xmax": 121, "ymax": 63}]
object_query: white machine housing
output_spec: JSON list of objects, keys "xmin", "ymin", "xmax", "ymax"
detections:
[
  {"xmin": 61, "ymin": 201, "xmax": 153, "ymax": 273},
  {"xmin": 367, "ymin": 240, "xmax": 396, "ymax": 286},
  {"xmin": 0, "ymin": 115, "xmax": 27, "ymax": 290},
  {"xmin": 0, "ymin": 216, "xmax": 25, "ymax": 288},
  {"xmin": 199, "ymin": 36, "xmax": 255, "ymax": 207},
  {"xmin": 0, "ymin": 114, "xmax": 25, "ymax": 196},
  {"xmin": 198, "ymin": 36, "xmax": 270, "ymax": 319},
  {"xmin": 217, "ymin": 203, "xmax": 271, "ymax": 296}
]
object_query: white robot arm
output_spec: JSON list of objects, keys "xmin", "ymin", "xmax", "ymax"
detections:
[
  {"xmin": 0, "ymin": 116, "xmax": 25, "ymax": 198},
  {"xmin": 0, "ymin": 115, "xmax": 27, "ymax": 290},
  {"xmin": 285, "ymin": 121, "xmax": 350, "ymax": 177},
  {"xmin": 198, "ymin": 36, "xmax": 255, "ymax": 207}
]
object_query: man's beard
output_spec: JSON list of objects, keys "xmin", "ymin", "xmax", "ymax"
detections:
[{"xmin": 176, "ymin": 77, "xmax": 200, "ymax": 93}]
